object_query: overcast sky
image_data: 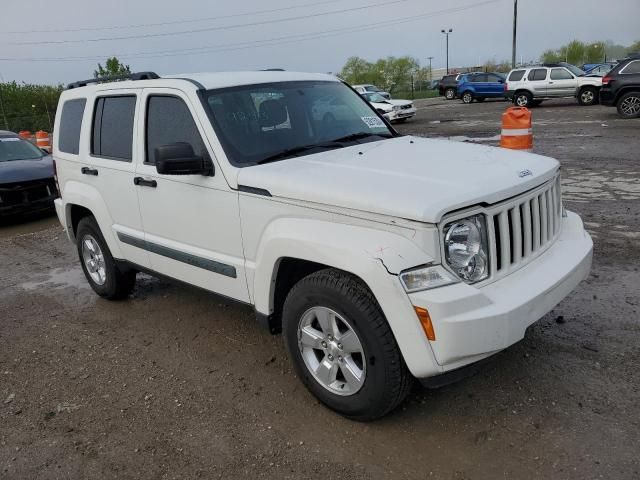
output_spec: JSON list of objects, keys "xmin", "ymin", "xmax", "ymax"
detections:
[{"xmin": 1, "ymin": 0, "xmax": 638, "ymax": 84}]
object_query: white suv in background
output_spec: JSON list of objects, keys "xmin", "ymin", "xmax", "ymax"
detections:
[
  {"xmin": 505, "ymin": 63, "xmax": 603, "ymax": 107},
  {"xmin": 52, "ymin": 70, "xmax": 592, "ymax": 420},
  {"xmin": 351, "ymin": 84, "xmax": 392, "ymax": 100}
]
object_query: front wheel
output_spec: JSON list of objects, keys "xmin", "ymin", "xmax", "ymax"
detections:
[
  {"xmin": 513, "ymin": 91, "xmax": 533, "ymax": 107},
  {"xmin": 462, "ymin": 91, "xmax": 474, "ymax": 104},
  {"xmin": 76, "ymin": 216, "xmax": 136, "ymax": 300},
  {"xmin": 578, "ymin": 87, "xmax": 598, "ymax": 106},
  {"xmin": 282, "ymin": 269, "xmax": 413, "ymax": 421},
  {"xmin": 616, "ymin": 91, "xmax": 640, "ymax": 118},
  {"xmin": 444, "ymin": 88, "xmax": 456, "ymax": 100}
]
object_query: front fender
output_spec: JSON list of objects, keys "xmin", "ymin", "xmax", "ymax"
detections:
[
  {"xmin": 62, "ymin": 180, "xmax": 122, "ymax": 258},
  {"xmin": 252, "ymin": 218, "xmax": 441, "ymax": 378}
]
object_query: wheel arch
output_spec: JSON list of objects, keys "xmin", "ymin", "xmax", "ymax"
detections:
[{"xmin": 250, "ymin": 217, "xmax": 441, "ymax": 377}]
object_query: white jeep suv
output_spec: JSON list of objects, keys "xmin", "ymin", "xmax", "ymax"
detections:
[
  {"xmin": 505, "ymin": 63, "xmax": 603, "ymax": 107},
  {"xmin": 52, "ymin": 70, "xmax": 593, "ymax": 420}
]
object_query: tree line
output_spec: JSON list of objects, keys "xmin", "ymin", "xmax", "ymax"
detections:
[{"xmin": 0, "ymin": 57, "xmax": 130, "ymax": 133}]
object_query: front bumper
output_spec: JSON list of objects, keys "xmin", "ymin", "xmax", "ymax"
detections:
[
  {"xmin": 384, "ymin": 107, "xmax": 417, "ymax": 121},
  {"xmin": 408, "ymin": 211, "xmax": 592, "ymax": 372}
]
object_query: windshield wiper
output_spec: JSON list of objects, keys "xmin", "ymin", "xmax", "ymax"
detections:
[
  {"xmin": 256, "ymin": 142, "xmax": 344, "ymax": 165},
  {"xmin": 330, "ymin": 132, "xmax": 393, "ymax": 143}
]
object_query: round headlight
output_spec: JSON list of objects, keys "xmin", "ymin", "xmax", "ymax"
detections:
[{"xmin": 444, "ymin": 218, "xmax": 488, "ymax": 282}]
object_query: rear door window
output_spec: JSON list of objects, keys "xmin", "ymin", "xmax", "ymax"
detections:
[
  {"xmin": 92, "ymin": 96, "xmax": 136, "ymax": 161},
  {"xmin": 508, "ymin": 70, "xmax": 526, "ymax": 81},
  {"xmin": 528, "ymin": 69, "xmax": 548, "ymax": 81},
  {"xmin": 58, "ymin": 98, "xmax": 86, "ymax": 155}
]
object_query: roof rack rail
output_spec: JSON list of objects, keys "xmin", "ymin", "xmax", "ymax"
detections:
[
  {"xmin": 262, "ymin": 68, "xmax": 285, "ymax": 71},
  {"xmin": 66, "ymin": 71, "xmax": 160, "ymax": 89}
]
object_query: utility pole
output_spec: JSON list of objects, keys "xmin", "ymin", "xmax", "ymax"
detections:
[
  {"xmin": 441, "ymin": 29, "xmax": 453, "ymax": 74},
  {"xmin": 427, "ymin": 56, "xmax": 434, "ymax": 81},
  {"xmin": 0, "ymin": 72, "xmax": 8, "ymax": 130},
  {"xmin": 511, "ymin": 0, "xmax": 518, "ymax": 68}
]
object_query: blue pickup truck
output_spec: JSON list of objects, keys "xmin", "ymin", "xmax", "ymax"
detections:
[{"xmin": 456, "ymin": 72, "xmax": 507, "ymax": 103}]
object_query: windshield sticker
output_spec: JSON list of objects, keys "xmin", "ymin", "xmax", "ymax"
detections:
[
  {"xmin": 361, "ymin": 116, "xmax": 386, "ymax": 129},
  {"xmin": 0, "ymin": 137, "xmax": 21, "ymax": 142}
]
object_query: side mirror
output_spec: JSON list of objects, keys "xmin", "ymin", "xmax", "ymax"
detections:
[{"xmin": 155, "ymin": 142, "xmax": 213, "ymax": 176}]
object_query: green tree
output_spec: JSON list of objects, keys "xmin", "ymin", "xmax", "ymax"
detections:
[
  {"xmin": 0, "ymin": 81, "xmax": 63, "ymax": 131},
  {"xmin": 94, "ymin": 57, "xmax": 131, "ymax": 79},
  {"xmin": 628, "ymin": 40, "xmax": 640, "ymax": 55},
  {"xmin": 339, "ymin": 56, "xmax": 374, "ymax": 85}
]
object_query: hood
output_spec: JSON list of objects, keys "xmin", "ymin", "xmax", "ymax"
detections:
[
  {"xmin": 0, "ymin": 154, "xmax": 54, "ymax": 184},
  {"xmin": 237, "ymin": 137, "xmax": 559, "ymax": 223}
]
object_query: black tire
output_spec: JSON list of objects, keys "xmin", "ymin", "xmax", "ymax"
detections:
[
  {"xmin": 395, "ymin": 117, "xmax": 408, "ymax": 123},
  {"xmin": 76, "ymin": 216, "xmax": 136, "ymax": 300},
  {"xmin": 616, "ymin": 91, "xmax": 640, "ymax": 118},
  {"xmin": 513, "ymin": 91, "xmax": 533, "ymax": 107},
  {"xmin": 282, "ymin": 269, "xmax": 413, "ymax": 421},
  {"xmin": 578, "ymin": 86, "xmax": 598, "ymax": 106},
  {"xmin": 444, "ymin": 88, "xmax": 456, "ymax": 100},
  {"xmin": 461, "ymin": 91, "xmax": 474, "ymax": 104}
]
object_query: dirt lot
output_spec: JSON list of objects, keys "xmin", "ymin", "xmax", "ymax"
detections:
[{"xmin": 1, "ymin": 98, "xmax": 639, "ymax": 479}]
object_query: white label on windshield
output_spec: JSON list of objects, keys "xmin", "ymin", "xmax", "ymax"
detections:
[
  {"xmin": 0, "ymin": 137, "xmax": 20, "ymax": 142},
  {"xmin": 361, "ymin": 116, "xmax": 386, "ymax": 129}
]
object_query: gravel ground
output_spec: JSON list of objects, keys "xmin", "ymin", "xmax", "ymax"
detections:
[{"xmin": 1, "ymin": 97, "xmax": 639, "ymax": 479}]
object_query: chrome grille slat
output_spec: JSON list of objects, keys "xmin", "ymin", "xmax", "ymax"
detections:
[
  {"xmin": 532, "ymin": 196, "xmax": 541, "ymax": 251},
  {"xmin": 522, "ymin": 201, "xmax": 532, "ymax": 257},
  {"xmin": 498, "ymin": 210, "xmax": 511, "ymax": 272}
]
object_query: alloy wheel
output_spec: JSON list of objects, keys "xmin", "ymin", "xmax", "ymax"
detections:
[
  {"xmin": 297, "ymin": 306, "xmax": 366, "ymax": 396},
  {"xmin": 81, "ymin": 234, "xmax": 107, "ymax": 285},
  {"xmin": 620, "ymin": 95, "xmax": 640, "ymax": 116}
]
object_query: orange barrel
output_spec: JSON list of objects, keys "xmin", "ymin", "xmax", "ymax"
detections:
[
  {"xmin": 18, "ymin": 130, "xmax": 32, "ymax": 140},
  {"xmin": 35, "ymin": 130, "xmax": 51, "ymax": 151},
  {"xmin": 500, "ymin": 107, "xmax": 533, "ymax": 152}
]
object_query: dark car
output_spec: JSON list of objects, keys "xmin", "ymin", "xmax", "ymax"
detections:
[
  {"xmin": 456, "ymin": 72, "xmax": 506, "ymax": 103},
  {"xmin": 438, "ymin": 74, "xmax": 461, "ymax": 100},
  {"xmin": 0, "ymin": 130, "xmax": 58, "ymax": 216},
  {"xmin": 600, "ymin": 56, "xmax": 640, "ymax": 118}
]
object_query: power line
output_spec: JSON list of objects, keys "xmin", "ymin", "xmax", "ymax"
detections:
[
  {"xmin": 7, "ymin": 0, "xmax": 412, "ymax": 46},
  {"xmin": 0, "ymin": 1, "xmax": 500, "ymax": 62},
  {"xmin": 0, "ymin": 0, "xmax": 343, "ymax": 34}
]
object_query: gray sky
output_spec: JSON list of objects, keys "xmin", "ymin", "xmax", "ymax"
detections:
[{"xmin": 1, "ymin": 0, "xmax": 638, "ymax": 84}]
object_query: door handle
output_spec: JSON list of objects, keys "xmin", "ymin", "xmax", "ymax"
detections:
[
  {"xmin": 548, "ymin": 81, "xmax": 554, "ymax": 84},
  {"xmin": 133, "ymin": 177, "xmax": 157, "ymax": 188},
  {"xmin": 81, "ymin": 167, "xmax": 98, "ymax": 176}
]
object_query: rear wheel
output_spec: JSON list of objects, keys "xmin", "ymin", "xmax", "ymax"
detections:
[
  {"xmin": 513, "ymin": 91, "xmax": 533, "ymax": 107},
  {"xmin": 444, "ymin": 88, "xmax": 456, "ymax": 100},
  {"xmin": 76, "ymin": 216, "xmax": 136, "ymax": 299},
  {"xmin": 578, "ymin": 87, "xmax": 598, "ymax": 106},
  {"xmin": 616, "ymin": 91, "xmax": 640, "ymax": 118},
  {"xmin": 462, "ymin": 91, "xmax": 474, "ymax": 104},
  {"xmin": 282, "ymin": 269, "xmax": 413, "ymax": 421}
]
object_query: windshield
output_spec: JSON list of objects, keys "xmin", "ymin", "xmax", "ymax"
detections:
[
  {"xmin": 0, "ymin": 137, "xmax": 45, "ymax": 162},
  {"xmin": 361, "ymin": 92, "xmax": 388, "ymax": 103},
  {"xmin": 364, "ymin": 85, "xmax": 381, "ymax": 92},
  {"xmin": 204, "ymin": 81, "xmax": 393, "ymax": 166}
]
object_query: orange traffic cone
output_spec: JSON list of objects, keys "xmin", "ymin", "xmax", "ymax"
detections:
[
  {"xmin": 18, "ymin": 130, "xmax": 32, "ymax": 140},
  {"xmin": 35, "ymin": 130, "xmax": 51, "ymax": 151},
  {"xmin": 500, "ymin": 107, "xmax": 533, "ymax": 152}
]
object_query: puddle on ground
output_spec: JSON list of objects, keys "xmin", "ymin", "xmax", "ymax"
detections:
[{"xmin": 20, "ymin": 267, "xmax": 91, "ymax": 291}]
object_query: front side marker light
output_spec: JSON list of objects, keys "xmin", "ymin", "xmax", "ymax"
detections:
[
  {"xmin": 400, "ymin": 265, "xmax": 459, "ymax": 293},
  {"xmin": 414, "ymin": 306, "xmax": 435, "ymax": 341}
]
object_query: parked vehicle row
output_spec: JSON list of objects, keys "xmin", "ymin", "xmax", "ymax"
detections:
[{"xmin": 434, "ymin": 57, "xmax": 640, "ymax": 118}]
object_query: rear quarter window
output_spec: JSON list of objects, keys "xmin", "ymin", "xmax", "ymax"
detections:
[
  {"xmin": 621, "ymin": 60, "xmax": 640, "ymax": 74},
  {"xmin": 528, "ymin": 69, "xmax": 548, "ymax": 81},
  {"xmin": 58, "ymin": 98, "xmax": 86, "ymax": 155},
  {"xmin": 508, "ymin": 70, "xmax": 526, "ymax": 81}
]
